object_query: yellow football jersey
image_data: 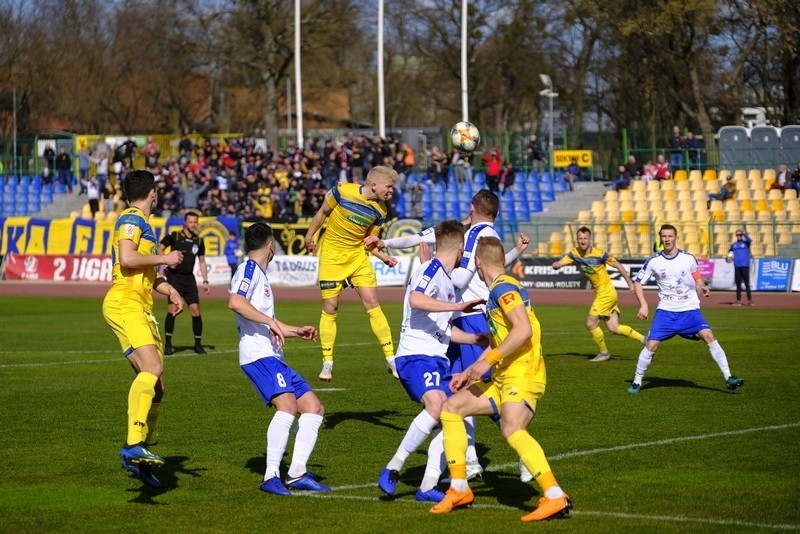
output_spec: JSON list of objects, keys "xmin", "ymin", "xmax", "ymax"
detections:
[
  {"xmin": 105, "ymin": 207, "xmax": 159, "ymax": 312},
  {"xmin": 559, "ymin": 246, "xmax": 615, "ymax": 293},
  {"xmin": 321, "ymin": 182, "xmax": 388, "ymax": 250},
  {"xmin": 486, "ymin": 274, "xmax": 546, "ymax": 383}
]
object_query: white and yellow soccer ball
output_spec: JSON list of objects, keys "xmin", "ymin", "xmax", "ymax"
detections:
[{"xmin": 450, "ymin": 121, "xmax": 481, "ymax": 153}]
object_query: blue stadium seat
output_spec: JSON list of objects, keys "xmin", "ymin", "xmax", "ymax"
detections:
[
  {"xmin": 446, "ymin": 198, "xmax": 462, "ymax": 220},
  {"xmin": 3, "ymin": 204, "xmax": 14, "ymax": 216},
  {"xmin": 55, "ymin": 182, "xmax": 67, "ymax": 195},
  {"xmin": 394, "ymin": 191, "xmax": 405, "ymax": 218},
  {"xmin": 42, "ymin": 184, "xmax": 54, "ymax": 203},
  {"xmin": 461, "ymin": 178, "xmax": 473, "ymax": 197},
  {"xmin": 474, "ymin": 172, "xmax": 486, "ymax": 188},
  {"xmin": 529, "ymin": 196, "xmax": 543, "ymax": 213},
  {"xmin": 540, "ymin": 172, "xmax": 555, "ymax": 202},
  {"xmin": 28, "ymin": 199, "xmax": 41, "ymax": 213},
  {"xmin": 20, "ymin": 176, "xmax": 30, "ymax": 187},
  {"xmin": 32, "ymin": 175, "xmax": 42, "ymax": 188}
]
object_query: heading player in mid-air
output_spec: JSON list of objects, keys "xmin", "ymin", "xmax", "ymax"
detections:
[{"xmin": 304, "ymin": 165, "xmax": 399, "ymax": 382}]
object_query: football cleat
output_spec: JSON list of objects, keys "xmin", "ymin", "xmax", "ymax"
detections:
[
  {"xmin": 520, "ymin": 494, "xmax": 573, "ymax": 522},
  {"xmin": 119, "ymin": 443, "xmax": 165, "ymax": 466},
  {"xmin": 466, "ymin": 461, "xmax": 483, "ymax": 481},
  {"xmin": 416, "ymin": 488, "xmax": 445, "ymax": 502},
  {"xmin": 429, "ymin": 486, "xmax": 474, "ymax": 514},
  {"xmin": 194, "ymin": 344, "xmax": 207, "ymax": 355},
  {"xmin": 122, "ymin": 457, "xmax": 162, "ymax": 488},
  {"xmin": 260, "ymin": 477, "xmax": 291, "ymax": 496},
  {"xmin": 519, "ymin": 462, "xmax": 533, "ymax": 483},
  {"xmin": 377, "ymin": 468, "xmax": 399, "ymax": 496},
  {"xmin": 590, "ymin": 351, "xmax": 611, "ymax": 362},
  {"xmin": 386, "ymin": 357, "xmax": 399, "ymax": 380},
  {"xmin": 286, "ymin": 473, "xmax": 331, "ymax": 492},
  {"xmin": 627, "ymin": 383, "xmax": 641, "ymax": 394},
  {"xmin": 164, "ymin": 343, "xmax": 174, "ymax": 356},
  {"xmin": 319, "ymin": 361, "xmax": 333, "ymax": 382},
  {"xmin": 726, "ymin": 376, "xmax": 745, "ymax": 390}
]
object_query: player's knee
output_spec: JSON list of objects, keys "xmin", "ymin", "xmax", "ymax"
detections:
[
  {"xmin": 501, "ymin": 423, "xmax": 525, "ymax": 440},
  {"xmin": 306, "ymin": 402, "xmax": 325, "ymax": 417}
]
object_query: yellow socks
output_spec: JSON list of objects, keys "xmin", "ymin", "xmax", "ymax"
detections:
[
  {"xmin": 589, "ymin": 326, "xmax": 607, "ymax": 352},
  {"xmin": 144, "ymin": 402, "xmax": 161, "ymax": 444},
  {"xmin": 319, "ymin": 310, "xmax": 337, "ymax": 363},
  {"xmin": 615, "ymin": 324, "xmax": 645, "ymax": 343},
  {"xmin": 127, "ymin": 372, "xmax": 158, "ymax": 445},
  {"xmin": 440, "ymin": 411, "xmax": 468, "ymax": 480},
  {"xmin": 367, "ymin": 306, "xmax": 394, "ymax": 358},
  {"xmin": 507, "ymin": 430, "xmax": 557, "ymax": 491}
]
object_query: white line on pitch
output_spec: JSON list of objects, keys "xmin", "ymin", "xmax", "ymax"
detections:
[
  {"xmin": 485, "ymin": 422, "xmax": 800, "ymax": 473},
  {"xmin": 295, "ymin": 493, "xmax": 797, "ymax": 530}
]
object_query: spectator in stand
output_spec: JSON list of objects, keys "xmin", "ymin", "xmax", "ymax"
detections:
[
  {"xmin": 43, "ymin": 144, "xmax": 56, "ymax": 176},
  {"xmin": 224, "ymin": 230, "xmax": 241, "ymax": 280},
  {"xmin": 790, "ymin": 162, "xmax": 800, "ymax": 195},
  {"xmin": 498, "ymin": 162, "xmax": 515, "ymax": 196},
  {"xmin": 78, "ymin": 145, "xmax": 90, "ymax": 194},
  {"xmin": 707, "ymin": 175, "xmax": 737, "ymax": 208},
  {"xmin": 103, "ymin": 180, "xmax": 116, "ymax": 214},
  {"xmin": 178, "ymin": 135, "xmax": 193, "ymax": 159},
  {"xmin": 684, "ymin": 132, "xmax": 702, "ymax": 169},
  {"xmin": 563, "ymin": 157, "xmax": 580, "ymax": 191},
  {"xmin": 81, "ymin": 175, "xmax": 100, "ymax": 219},
  {"xmin": 451, "ymin": 149, "xmax": 468, "ymax": 185},
  {"xmin": 526, "ymin": 134, "xmax": 547, "ymax": 166},
  {"xmin": 89, "ymin": 150, "xmax": 109, "ymax": 192},
  {"xmin": 55, "ymin": 146, "xmax": 73, "ymax": 193},
  {"xmin": 727, "ymin": 228, "xmax": 753, "ymax": 307},
  {"xmin": 144, "ymin": 136, "xmax": 160, "ymax": 169},
  {"xmin": 771, "ymin": 164, "xmax": 789, "ymax": 192},
  {"xmin": 667, "ymin": 125, "xmax": 684, "ymax": 168},
  {"xmin": 643, "ymin": 160, "xmax": 657, "ymax": 184},
  {"xmin": 655, "ymin": 154, "xmax": 671, "ymax": 181},
  {"xmin": 482, "ymin": 147, "xmax": 502, "ymax": 193},
  {"xmin": 610, "ymin": 164, "xmax": 631, "ymax": 191},
  {"xmin": 408, "ymin": 182, "xmax": 424, "ymax": 221},
  {"xmin": 121, "ymin": 137, "xmax": 138, "ymax": 169},
  {"xmin": 625, "ymin": 154, "xmax": 644, "ymax": 180},
  {"xmin": 428, "ymin": 146, "xmax": 448, "ymax": 188}
]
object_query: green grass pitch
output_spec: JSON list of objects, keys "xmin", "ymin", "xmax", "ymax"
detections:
[{"xmin": 0, "ymin": 295, "xmax": 798, "ymax": 532}]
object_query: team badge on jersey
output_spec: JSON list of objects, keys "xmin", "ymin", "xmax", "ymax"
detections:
[
  {"xmin": 239, "ymin": 280, "xmax": 250, "ymax": 293},
  {"xmin": 123, "ymin": 224, "xmax": 136, "ymax": 237},
  {"xmin": 192, "ymin": 244, "xmax": 199, "ymax": 255}
]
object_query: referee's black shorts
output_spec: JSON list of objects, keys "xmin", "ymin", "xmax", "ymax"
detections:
[{"xmin": 165, "ymin": 272, "xmax": 200, "ymax": 305}]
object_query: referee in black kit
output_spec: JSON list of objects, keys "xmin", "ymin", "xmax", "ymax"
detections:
[{"xmin": 159, "ymin": 211, "xmax": 210, "ymax": 354}]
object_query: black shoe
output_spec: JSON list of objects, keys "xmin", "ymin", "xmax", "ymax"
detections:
[
  {"xmin": 164, "ymin": 344, "xmax": 174, "ymax": 355},
  {"xmin": 194, "ymin": 345, "xmax": 206, "ymax": 355}
]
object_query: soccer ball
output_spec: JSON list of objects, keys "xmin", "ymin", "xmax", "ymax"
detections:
[{"xmin": 450, "ymin": 121, "xmax": 481, "ymax": 153}]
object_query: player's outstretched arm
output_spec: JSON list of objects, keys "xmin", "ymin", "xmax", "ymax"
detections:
[
  {"xmin": 610, "ymin": 259, "xmax": 636, "ymax": 292},
  {"xmin": 120, "ymin": 239, "xmax": 182, "ymax": 269},
  {"xmin": 274, "ymin": 319, "xmax": 318, "ymax": 341},
  {"xmin": 228, "ymin": 293, "xmax": 286, "ymax": 349},
  {"xmin": 633, "ymin": 282, "xmax": 649, "ymax": 320},
  {"xmin": 504, "ymin": 232, "xmax": 530, "ymax": 266},
  {"xmin": 154, "ymin": 278, "xmax": 183, "ymax": 316},
  {"xmin": 369, "ymin": 246, "xmax": 398, "ymax": 267},
  {"xmin": 304, "ymin": 202, "xmax": 333, "ymax": 254}
]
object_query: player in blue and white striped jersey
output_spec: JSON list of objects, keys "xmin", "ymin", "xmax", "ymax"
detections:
[
  {"xmin": 228, "ymin": 222, "xmax": 330, "ymax": 495},
  {"xmin": 377, "ymin": 220, "xmax": 487, "ymax": 503},
  {"xmin": 628, "ymin": 224, "xmax": 744, "ymax": 394}
]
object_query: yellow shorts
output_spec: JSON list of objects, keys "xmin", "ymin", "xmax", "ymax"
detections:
[
  {"xmin": 475, "ymin": 371, "xmax": 546, "ymax": 415},
  {"xmin": 103, "ymin": 298, "xmax": 163, "ymax": 360},
  {"xmin": 317, "ymin": 247, "xmax": 376, "ymax": 299},
  {"xmin": 589, "ymin": 288, "xmax": 620, "ymax": 318}
]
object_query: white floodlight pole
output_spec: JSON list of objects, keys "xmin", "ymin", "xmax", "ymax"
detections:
[
  {"xmin": 461, "ymin": 0, "xmax": 468, "ymax": 121},
  {"xmin": 378, "ymin": 0, "xmax": 386, "ymax": 138},
  {"xmin": 294, "ymin": 0, "xmax": 304, "ymax": 149}
]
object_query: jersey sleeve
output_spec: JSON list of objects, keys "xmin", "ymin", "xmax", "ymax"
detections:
[
  {"xmin": 634, "ymin": 256, "xmax": 655, "ymax": 284},
  {"xmin": 324, "ymin": 185, "xmax": 341, "ymax": 210},
  {"xmin": 160, "ymin": 231, "xmax": 174, "ymax": 248},
  {"xmin": 492, "ymin": 282, "xmax": 524, "ymax": 314},
  {"xmin": 116, "ymin": 213, "xmax": 144, "ymax": 244},
  {"xmin": 413, "ymin": 259, "xmax": 442, "ymax": 296},
  {"xmin": 231, "ymin": 259, "xmax": 257, "ymax": 300},
  {"xmin": 198, "ymin": 237, "xmax": 206, "ymax": 256}
]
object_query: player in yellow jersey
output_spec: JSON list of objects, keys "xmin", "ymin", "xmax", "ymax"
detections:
[
  {"xmin": 552, "ymin": 226, "xmax": 644, "ymax": 362},
  {"xmin": 431, "ymin": 236, "xmax": 571, "ymax": 522},
  {"xmin": 304, "ymin": 165, "xmax": 399, "ymax": 381},
  {"xmin": 102, "ymin": 170, "xmax": 184, "ymax": 489}
]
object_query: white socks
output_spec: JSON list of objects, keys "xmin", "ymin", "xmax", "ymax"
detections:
[
  {"xmin": 707, "ymin": 340, "xmax": 731, "ymax": 379},
  {"xmin": 265, "ymin": 410, "xmax": 295, "ymax": 480},
  {"xmin": 288, "ymin": 413, "xmax": 324, "ymax": 479},
  {"xmin": 387, "ymin": 410, "xmax": 438, "ymax": 472},
  {"xmin": 633, "ymin": 348, "xmax": 655, "ymax": 385},
  {"xmin": 420, "ymin": 429, "xmax": 445, "ymax": 492},
  {"xmin": 464, "ymin": 416, "xmax": 478, "ymax": 464}
]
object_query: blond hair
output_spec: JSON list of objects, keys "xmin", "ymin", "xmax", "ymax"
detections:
[
  {"xmin": 475, "ymin": 236, "xmax": 505, "ymax": 266},
  {"xmin": 366, "ymin": 165, "xmax": 398, "ymax": 184}
]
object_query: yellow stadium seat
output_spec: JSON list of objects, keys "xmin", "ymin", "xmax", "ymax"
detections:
[
  {"xmin": 577, "ymin": 210, "xmax": 591, "ymax": 223},
  {"xmin": 633, "ymin": 190, "xmax": 647, "ymax": 201},
  {"xmin": 618, "ymin": 190, "xmax": 633, "ymax": 201},
  {"xmin": 646, "ymin": 180, "xmax": 660, "ymax": 192},
  {"xmin": 757, "ymin": 210, "xmax": 772, "ymax": 222},
  {"xmin": 690, "ymin": 179, "xmax": 705, "ymax": 191},
  {"xmin": 105, "ymin": 211, "xmax": 118, "ymax": 221},
  {"xmin": 763, "ymin": 168, "xmax": 776, "ymax": 182},
  {"xmin": 785, "ymin": 189, "xmax": 798, "ymax": 200},
  {"xmin": 549, "ymin": 240, "xmax": 564, "ymax": 255},
  {"xmin": 763, "ymin": 243, "xmax": 776, "ymax": 256},
  {"xmin": 778, "ymin": 228, "xmax": 792, "ymax": 245},
  {"xmin": 772, "ymin": 209, "xmax": 787, "ymax": 221},
  {"xmin": 631, "ymin": 180, "xmax": 646, "ymax": 192},
  {"xmin": 786, "ymin": 198, "xmax": 800, "ymax": 212},
  {"xmin": 751, "ymin": 177, "xmax": 764, "ymax": 190},
  {"xmin": 675, "ymin": 180, "xmax": 690, "ymax": 191},
  {"xmin": 704, "ymin": 169, "xmax": 718, "ymax": 182},
  {"xmin": 661, "ymin": 180, "xmax": 675, "ymax": 191},
  {"xmin": 705, "ymin": 181, "xmax": 720, "ymax": 194},
  {"xmin": 733, "ymin": 169, "xmax": 746, "ymax": 182},
  {"xmin": 663, "ymin": 200, "xmax": 678, "ymax": 212},
  {"xmin": 747, "ymin": 169, "xmax": 761, "ymax": 181},
  {"xmin": 661, "ymin": 189, "xmax": 676, "ymax": 201},
  {"xmin": 768, "ymin": 189, "xmax": 783, "ymax": 200},
  {"xmin": 755, "ymin": 199, "xmax": 769, "ymax": 212},
  {"xmin": 742, "ymin": 211, "xmax": 756, "ymax": 222},
  {"xmin": 674, "ymin": 170, "xmax": 688, "ymax": 181},
  {"xmin": 752, "ymin": 189, "xmax": 766, "ymax": 200},
  {"xmin": 771, "ymin": 199, "xmax": 785, "ymax": 212},
  {"xmin": 537, "ymin": 242, "xmax": 549, "ymax": 255},
  {"xmin": 739, "ymin": 199, "xmax": 754, "ymax": 212},
  {"xmin": 677, "ymin": 190, "xmax": 692, "ymax": 201},
  {"xmin": 69, "ymin": 211, "xmax": 81, "ymax": 219},
  {"xmin": 735, "ymin": 189, "xmax": 750, "ymax": 200},
  {"xmin": 604, "ymin": 190, "xmax": 618, "ymax": 201},
  {"xmin": 689, "ymin": 170, "xmax": 702, "ymax": 181},
  {"xmin": 692, "ymin": 190, "xmax": 707, "ymax": 202}
]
